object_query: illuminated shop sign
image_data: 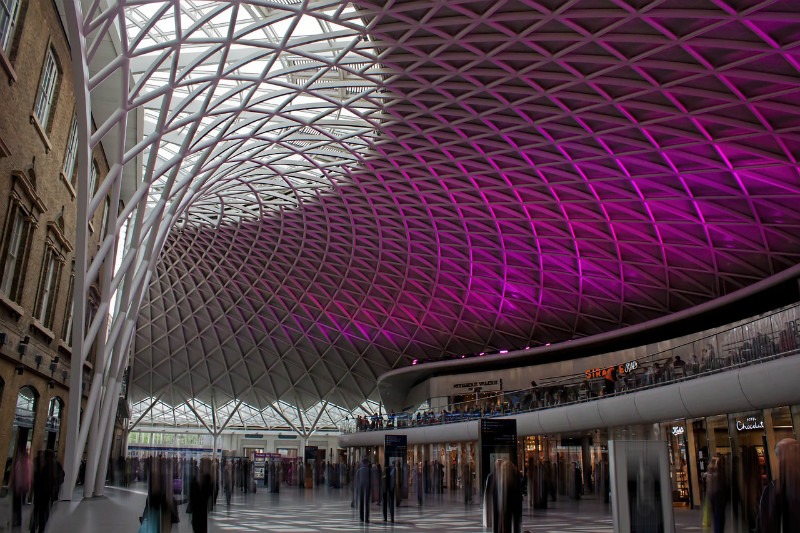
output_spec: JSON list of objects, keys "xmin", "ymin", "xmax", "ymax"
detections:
[
  {"xmin": 736, "ymin": 416, "xmax": 765, "ymax": 432},
  {"xmin": 585, "ymin": 360, "xmax": 638, "ymax": 380},
  {"xmin": 671, "ymin": 426, "xmax": 685, "ymax": 436},
  {"xmin": 452, "ymin": 379, "xmax": 502, "ymax": 392}
]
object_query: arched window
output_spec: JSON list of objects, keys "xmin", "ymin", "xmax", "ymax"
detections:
[
  {"xmin": 3, "ymin": 385, "xmax": 38, "ymax": 486},
  {"xmin": 44, "ymin": 396, "xmax": 63, "ymax": 451}
]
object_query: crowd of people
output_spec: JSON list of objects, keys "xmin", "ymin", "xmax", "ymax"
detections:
[
  {"xmin": 351, "ymin": 455, "xmax": 523, "ymax": 532},
  {"xmin": 137, "ymin": 456, "xmax": 257, "ymax": 533},
  {"xmin": 7, "ymin": 440, "xmax": 793, "ymax": 533},
  {"xmin": 6, "ymin": 448, "xmax": 65, "ymax": 532}
]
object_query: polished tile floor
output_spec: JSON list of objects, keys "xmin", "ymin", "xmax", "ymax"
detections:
[{"xmin": 36, "ymin": 483, "xmax": 704, "ymax": 532}]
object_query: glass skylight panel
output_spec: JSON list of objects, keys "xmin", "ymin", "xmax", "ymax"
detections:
[
  {"xmin": 270, "ymin": 17, "xmax": 295, "ymax": 39},
  {"xmin": 295, "ymin": 15, "xmax": 324, "ymax": 37},
  {"xmin": 237, "ymin": 56, "xmax": 271, "ymax": 76},
  {"xmin": 121, "ymin": 0, "xmax": 377, "ymax": 220}
]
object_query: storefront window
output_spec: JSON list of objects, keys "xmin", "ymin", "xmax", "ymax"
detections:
[
  {"xmin": 727, "ymin": 410, "xmax": 769, "ymax": 532},
  {"xmin": 790, "ymin": 405, "xmax": 800, "ymax": 439},
  {"xmin": 44, "ymin": 396, "xmax": 63, "ymax": 451},
  {"xmin": 660, "ymin": 420, "xmax": 691, "ymax": 506},
  {"xmin": 524, "ymin": 435, "xmax": 561, "ymax": 507},
  {"xmin": 688, "ymin": 418, "xmax": 709, "ymax": 506}
]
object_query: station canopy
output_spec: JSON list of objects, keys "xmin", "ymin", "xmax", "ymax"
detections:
[{"xmin": 111, "ymin": 0, "xmax": 800, "ymax": 431}]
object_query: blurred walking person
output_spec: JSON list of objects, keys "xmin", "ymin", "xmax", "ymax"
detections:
[
  {"xmin": 494, "ymin": 460, "xmax": 522, "ymax": 533},
  {"xmin": 10, "ymin": 446, "xmax": 32, "ymax": 527},
  {"xmin": 758, "ymin": 438, "xmax": 800, "ymax": 533},
  {"xmin": 414, "ymin": 462, "xmax": 423, "ymax": 506},
  {"xmin": 355, "ymin": 457, "xmax": 371, "ymax": 522},
  {"xmin": 189, "ymin": 459, "xmax": 212, "ymax": 533},
  {"xmin": 30, "ymin": 450, "xmax": 59, "ymax": 533},
  {"xmin": 706, "ymin": 454, "xmax": 729, "ymax": 533},
  {"xmin": 140, "ymin": 457, "xmax": 174, "ymax": 533},
  {"xmin": 223, "ymin": 459, "xmax": 233, "ymax": 506},
  {"xmin": 382, "ymin": 461, "xmax": 397, "ymax": 522}
]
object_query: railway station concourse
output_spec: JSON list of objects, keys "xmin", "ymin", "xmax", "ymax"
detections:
[{"xmin": 0, "ymin": 0, "xmax": 799, "ymax": 531}]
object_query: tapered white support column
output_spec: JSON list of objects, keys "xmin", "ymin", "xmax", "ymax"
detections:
[
  {"xmin": 94, "ymin": 379, "xmax": 123, "ymax": 496},
  {"xmin": 59, "ymin": 0, "xmax": 91, "ymax": 502},
  {"xmin": 83, "ymin": 396, "xmax": 102, "ymax": 499}
]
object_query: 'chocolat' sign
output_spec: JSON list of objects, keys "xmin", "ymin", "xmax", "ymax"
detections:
[{"xmin": 736, "ymin": 417, "xmax": 765, "ymax": 432}]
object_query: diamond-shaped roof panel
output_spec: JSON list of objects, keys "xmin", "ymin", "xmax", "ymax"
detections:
[{"xmin": 105, "ymin": 0, "xmax": 800, "ymax": 418}]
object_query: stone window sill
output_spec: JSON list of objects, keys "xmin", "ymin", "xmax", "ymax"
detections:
[
  {"xmin": 30, "ymin": 318, "xmax": 56, "ymax": 341},
  {"xmin": 29, "ymin": 113, "xmax": 53, "ymax": 153},
  {"xmin": 60, "ymin": 172, "xmax": 76, "ymax": 199},
  {"xmin": 57, "ymin": 339, "xmax": 72, "ymax": 356},
  {"xmin": 0, "ymin": 49, "xmax": 17, "ymax": 85},
  {"xmin": 0, "ymin": 291, "xmax": 23, "ymax": 319}
]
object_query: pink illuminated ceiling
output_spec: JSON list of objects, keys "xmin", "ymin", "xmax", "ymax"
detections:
[{"xmin": 133, "ymin": 0, "xmax": 800, "ymax": 414}]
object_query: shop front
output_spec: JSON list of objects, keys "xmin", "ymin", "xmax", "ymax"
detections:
[
  {"xmin": 659, "ymin": 420, "xmax": 692, "ymax": 507},
  {"xmin": 644, "ymin": 405, "xmax": 799, "ymax": 532},
  {"xmin": 522, "ymin": 430, "xmax": 609, "ymax": 505}
]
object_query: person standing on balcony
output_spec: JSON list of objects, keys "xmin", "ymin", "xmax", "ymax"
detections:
[{"xmin": 603, "ymin": 366, "xmax": 617, "ymax": 396}]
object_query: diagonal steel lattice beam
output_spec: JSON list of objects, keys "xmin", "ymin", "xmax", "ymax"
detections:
[{"xmin": 59, "ymin": 0, "xmax": 800, "ymax": 501}]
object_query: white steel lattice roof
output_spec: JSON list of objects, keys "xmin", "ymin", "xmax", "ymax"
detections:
[
  {"xmin": 129, "ymin": 397, "xmax": 375, "ymax": 431},
  {"xmin": 73, "ymin": 0, "xmax": 800, "ymax": 427}
]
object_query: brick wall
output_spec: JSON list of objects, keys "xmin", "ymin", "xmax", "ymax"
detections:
[{"xmin": 0, "ymin": 0, "xmax": 110, "ymax": 469}]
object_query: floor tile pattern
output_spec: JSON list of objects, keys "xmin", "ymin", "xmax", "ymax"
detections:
[{"xmin": 41, "ymin": 484, "xmax": 705, "ymax": 532}]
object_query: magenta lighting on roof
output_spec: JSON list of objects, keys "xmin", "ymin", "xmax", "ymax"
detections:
[{"xmin": 101, "ymin": 0, "xmax": 800, "ymax": 416}]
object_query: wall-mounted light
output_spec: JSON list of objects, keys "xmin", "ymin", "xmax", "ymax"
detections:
[
  {"xmin": 48, "ymin": 381, "xmax": 55, "ymax": 389},
  {"xmin": 0, "ymin": 332, "xmax": 7, "ymax": 347},
  {"xmin": 34, "ymin": 354, "xmax": 43, "ymax": 367},
  {"xmin": 18, "ymin": 340, "xmax": 28, "ymax": 358},
  {"xmin": 15, "ymin": 366, "xmax": 24, "ymax": 376},
  {"xmin": 61, "ymin": 370, "xmax": 68, "ymax": 382}
]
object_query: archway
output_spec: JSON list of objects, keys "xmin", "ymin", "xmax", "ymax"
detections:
[
  {"xmin": 3, "ymin": 385, "xmax": 38, "ymax": 486},
  {"xmin": 4, "ymin": 385, "xmax": 38, "ymax": 526},
  {"xmin": 44, "ymin": 397, "xmax": 64, "ymax": 452}
]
